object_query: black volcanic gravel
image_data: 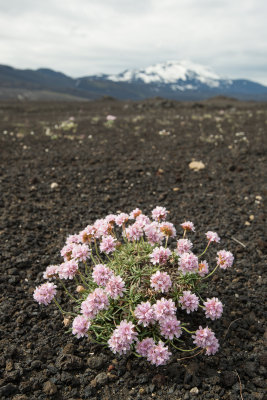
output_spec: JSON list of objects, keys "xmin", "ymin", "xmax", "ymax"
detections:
[{"xmin": 0, "ymin": 98, "xmax": 266, "ymax": 400}]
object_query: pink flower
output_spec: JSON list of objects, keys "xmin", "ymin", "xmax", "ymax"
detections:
[
  {"xmin": 115, "ymin": 213, "xmax": 129, "ymax": 227},
  {"xmin": 159, "ymin": 317, "xmax": 182, "ymax": 340},
  {"xmin": 198, "ymin": 260, "xmax": 209, "ymax": 277},
  {"xmin": 43, "ymin": 265, "xmax": 58, "ymax": 280},
  {"xmin": 193, "ymin": 326, "xmax": 219, "ymax": 355},
  {"xmin": 150, "ymin": 271, "xmax": 172, "ymax": 293},
  {"xmin": 150, "ymin": 246, "xmax": 171, "ymax": 265},
  {"xmin": 60, "ymin": 243, "xmax": 74, "ymax": 261},
  {"xmin": 151, "ymin": 206, "xmax": 168, "ymax": 222},
  {"xmin": 105, "ymin": 214, "xmax": 117, "ymax": 225},
  {"xmin": 125, "ymin": 222, "xmax": 143, "ymax": 241},
  {"xmin": 58, "ymin": 260, "xmax": 78, "ymax": 279},
  {"xmin": 136, "ymin": 338, "xmax": 155, "ymax": 357},
  {"xmin": 144, "ymin": 222, "xmax": 164, "ymax": 245},
  {"xmin": 100, "ymin": 235, "xmax": 117, "ymax": 254},
  {"xmin": 33, "ymin": 282, "xmax": 57, "ymax": 306},
  {"xmin": 108, "ymin": 320, "xmax": 138, "ymax": 355},
  {"xmin": 178, "ymin": 252, "xmax": 199, "ymax": 274},
  {"xmin": 66, "ymin": 234, "xmax": 81, "ymax": 244},
  {"xmin": 79, "ymin": 225, "xmax": 96, "ymax": 243},
  {"xmin": 176, "ymin": 239, "xmax": 193, "ymax": 256},
  {"xmin": 179, "ymin": 291, "xmax": 199, "ymax": 313},
  {"xmin": 72, "ymin": 243, "xmax": 90, "ymax": 262},
  {"xmin": 181, "ymin": 221, "xmax": 195, "ymax": 232},
  {"xmin": 92, "ymin": 264, "xmax": 114, "ymax": 286},
  {"xmin": 136, "ymin": 214, "xmax": 150, "ymax": 227},
  {"xmin": 105, "ymin": 275, "xmax": 126, "ymax": 299},
  {"xmin": 93, "ymin": 219, "xmax": 111, "ymax": 238},
  {"xmin": 81, "ymin": 288, "xmax": 109, "ymax": 319},
  {"xmin": 160, "ymin": 222, "xmax": 176, "ymax": 238},
  {"xmin": 203, "ymin": 297, "xmax": 223, "ymax": 320},
  {"xmin": 134, "ymin": 301, "xmax": 156, "ymax": 327},
  {"xmin": 129, "ymin": 208, "xmax": 142, "ymax": 219},
  {"xmin": 106, "ymin": 114, "xmax": 116, "ymax": 121},
  {"xmin": 206, "ymin": 231, "xmax": 220, "ymax": 243},
  {"xmin": 216, "ymin": 250, "xmax": 234, "ymax": 269},
  {"xmin": 147, "ymin": 341, "xmax": 172, "ymax": 366},
  {"xmin": 153, "ymin": 298, "xmax": 177, "ymax": 321},
  {"xmin": 72, "ymin": 315, "xmax": 91, "ymax": 338}
]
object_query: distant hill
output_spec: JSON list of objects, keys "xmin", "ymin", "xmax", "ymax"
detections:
[{"xmin": 1, "ymin": 61, "xmax": 267, "ymax": 101}]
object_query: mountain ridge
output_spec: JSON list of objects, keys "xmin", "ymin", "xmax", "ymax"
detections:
[{"xmin": 0, "ymin": 61, "xmax": 267, "ymax": 101}]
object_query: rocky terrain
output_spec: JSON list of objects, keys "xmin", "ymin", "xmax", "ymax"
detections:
[{"xmin": 0, "ymin": 97, "xmax": 266, "ymax": 399}]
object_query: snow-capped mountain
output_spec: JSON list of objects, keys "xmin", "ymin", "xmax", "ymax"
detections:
[
  {"xmin": 107, "ymin": 60, "xmax": 226, "ymax": 88},
  {"xmin": 1, "ymin": 61, "xmax": 267, "ymax": 101}
]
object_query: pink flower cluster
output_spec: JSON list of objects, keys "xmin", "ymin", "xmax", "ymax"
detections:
[
  {"xmin": 33, "ymin": 282, "xmax": 57, "ymax": 305},
  {"xmin": 72, "ymin": 243, "xmax": 90, "ymax": 262},
  {"xmin": 150, "ymin": 246, "xmax": 171, "ymax": 265},
  {"xmin": 100, "ymin": 235, "xmax": 117, "ymax": 254},
  {"xmin": 43, "ymin": 265, "xmax": 58, "ymax": 280},
  {"xmin": 179, "ymin": 291, "xmax": 199, "ymax": 313},
  {"xmin": 198, "ymin": 260, "xmax": 209, "ymax": 277},
  {"xmin": 72, "ymin": 315, "xmax": 90, "ymax": 338},
  {"xmin": 92, "ymin": 264, "xmax": 114, "ymax": 286},
  {"xmin": 193, "ymin": 326, "xmax": 219, "ymax": 355},
  {"xmin": 108, "ymin": 320, "xmax": 138, "ymax": 355},
  {"xmin": 125, "ymin": 222, "xmax": 143, "ymax": 241},
  {"xmin": 81, "ymin": 288, "xmax": 109, "ymax": 319},
  {"xmin": 105, "ymin": 275, "xmax": 125, "ymax": 299},
  {"xmin": 153, "ymin": 298, "xmax": 176, "ymax": 321},
  {"xmin": 136, "ymin": 338, "xmax": 172, "ymax": 366},
  {"xmin": 204, "ymin": 297, "xmax": 223, "ymax": 320},
  {"xmin": 176, "ymin": 239, "xmax": 193, "ymax": 255},
  {"xmin": 216, "ymin": 250, "xmax": 234, "ymax": 269},
  {"xmin": 206, "ymin": 231, "xmax": 220, "ymax": 243},
  {"xmin": 160, "ymin": 222, "xmax": 176, "ymax": 238},
  {"xmin": 159, "ymin": 317, "xmax": 182, "ymax": 340},
  {"xmin": 144, "ymin": 222, "xmax": 164, "ymax": 245},
  {"xmin": 152, "ymin": 206, "xmax": 168, "ymax": 222},
  {"xmin": 58, "ymin": 260, "xmax": 78, "ymax": 279},
  {"xmin": 134, "ymin": 301, "xmax": 155, "ymax": 327},
  {"xmin": 178, "ymin": 252, "xmax": 199, "ymax": 274},
  {"xmin": 150, "ymin": 271, "xmax": 172, "ymax": 293},
  {"xmin": 181, "ymin": 221, "xmax": 195, "ymax": 232}
]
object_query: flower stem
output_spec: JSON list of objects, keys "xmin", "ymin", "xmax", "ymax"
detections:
[
  {"xmin": 59, "ymin": 279, "xmax": 78, "ymax": 302},
  {"xmin": 53, "ymin": 298, "xmax": 65, "ymax": 315},
  {"xmin": 202, "ymin": 263, "xmax": 219, "ymax": 280},
  {"xmin": 199, "ymin": 241, "xmax": 210, "ymax": 257}
]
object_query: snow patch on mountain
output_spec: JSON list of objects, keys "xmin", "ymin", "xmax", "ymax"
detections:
[{"xmin": 107, "ymin": 60, "xmax": 223, "ymax": 89}]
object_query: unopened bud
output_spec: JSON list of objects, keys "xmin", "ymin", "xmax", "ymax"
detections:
[
  {"xmin": 76, "ymin": 285, "xmax": 85, "ymax": 293},
  {"xmin": 63, "ymin": 317, "xmax": 71, "ymax": 327}
]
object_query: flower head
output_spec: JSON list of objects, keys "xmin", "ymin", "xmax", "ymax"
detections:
[
  {"xmin": 216, "ymin": 250, "xmax": 234, "ymax": 269},
  {"xmin": 147, "ymin": 341, "xmax": 172, "ymax": 366},
  {"xmin": 160, "ymin": 222, "xmax": 176, "ymax": 238},
  {"xmin": 152, "ymin": 206, "xmax": 168, "ymax": 222},
  {"xmin": 129, "ymin": 208, "xmax": 142, "ymax": 219},
  {"xmin": 115, "ymin": 213, "xmax": 129, "ymax": 227},
  {"xmin": 178, "ymin": 252, "xmax": 199, "ymax": 274},
  {"xmin": 58, "ymin": 260, "xmax": 79, "ymax": 279},
  {"xmin": 105, "ymin": 275, "xmax": 126, "ymax": 299},
  {"xmin": 206, "ymin": 231, "xmax": 220, "ymax": 243},
  {"xmin": 179, "ymin": 291, "xmax": 199, "ymax": 313},
  {"xmin": 108, "ymin": 320, "xmax": 138, "ymax": 355},
  {"xmin": 134, "ymin": 302, "xmax": 156, "ymax": 327},
  {"xmin": 100, "ymin": 235, "xmax": 117, "ymax": 254},
  {"xmin": 136, "ymin": 338, "xmax": 155, "ymax": 357},
  {"xmin": 72, "ymin": 243, "xmax": 90, "ymax": 262},
  {"xmin": 33, "ymin": 282, "xmax": 57, "ymax": 306},
  {"xmin": 203, "ymin": 297, "xmax": 223, "ymax": 320},
  {"xmin": 144, "ymin": 222, "xmax": 164, "ymax": 245},
  {"xmin": 92, "ymin": 264, "xmax": 114, "ymax": 286},
  {"xmin": 150, "ymin": 271, "xmax": 172, "ymax": 293},
  {"xmin": 150, "ymin": 246, "xmax": 171, "ymax": 265},
  {"xmin": 153, "ymin": 298, "xmax": 176, "ymax": 321},
  {"xmin": 43, "ymin": 265, "xmax": 58, "ymax": 280},
  {"xmin": 72, "ymin": 315, "xmax": 90, "ymax": 338},
  {"xmin": 193, "ymin": 326, "xmax": 219, "ymax": 355},
  {"xmin": 176, "ymin": 239, "xmax": 193, "ymax": 256},
  {"xmin": 125, "ymin": 222, "xmax": 143, "ymax": 241},
  {"xmin": 79, "ymin": 225, "xmax": 96, "ymax": 243},
  {"xmin": 181, "ymin": 221, "xmax": 195, "ymax": 232},
  {"xmin": 81, "ymin": 288, "xmax": 109, "ymax": 319},
  {"xmin": 159, "ymin": 317, "xmax": 182, "ymax": 340},
  {"xmin": 198, "ymin": 260, "xmax": 209, "ymax": 277},
  {"xmin": 60, "ymin": 243, "xmax": 74, "ymax": 261}
]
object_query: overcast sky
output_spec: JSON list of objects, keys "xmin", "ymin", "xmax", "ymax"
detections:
[{"xmin": 0, "ymin": 0, "xmax": 266, "ymax": 84}]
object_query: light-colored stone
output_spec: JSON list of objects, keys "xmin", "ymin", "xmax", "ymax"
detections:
[{"xmin": 189, "ymin": 161, "xmax": 205, "ymax": 171}]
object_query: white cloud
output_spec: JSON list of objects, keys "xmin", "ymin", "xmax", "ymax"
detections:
[{"xmin": 0, "ymin": 0, "xmax": 266, "ymax": 84}]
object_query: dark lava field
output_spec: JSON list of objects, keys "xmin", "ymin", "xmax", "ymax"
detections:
[{"xmin": 0, "ymin": 98, "xmax": 266, "ymax": 400}]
